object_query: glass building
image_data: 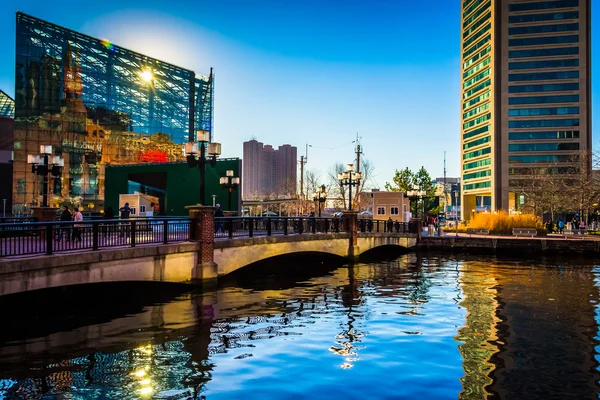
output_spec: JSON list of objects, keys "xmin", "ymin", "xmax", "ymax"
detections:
[
  {"xmin": 13, "ymin": 12, "xmax": 214, "ymax": 210},
  {"xmin": 460, "ymin": 0, "xmax": 590, "ymax": 216}
]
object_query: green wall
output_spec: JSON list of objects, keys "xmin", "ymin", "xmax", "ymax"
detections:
[{"xmin": 105, "ymin": 158, "xmax": 241, "ymax": 216}]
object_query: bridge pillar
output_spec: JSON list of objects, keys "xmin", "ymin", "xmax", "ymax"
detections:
[
  {"xmin": 344, "ymin": 211, "xmax": 360, "ymax": 261},
  {"xmin": 186, "ymin": 205, "xmax": 217, "ymax": 281}
]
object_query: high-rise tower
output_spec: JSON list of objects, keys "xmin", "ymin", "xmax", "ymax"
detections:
[{"xmin": 460, "ymin": 0, "xmax": 590, "ymax": 217}]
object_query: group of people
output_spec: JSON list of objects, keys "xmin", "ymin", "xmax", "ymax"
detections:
[
  {"xmin": 545, "ymin": 217, "xmax": 586, "ymax": 234},
  {"xmin": 57, "ymin": 203, "xmax": 133, "ymax": 242},
  {"xmin": 58, "ymin": 206, "xmax": 84, "ymax": 242}
]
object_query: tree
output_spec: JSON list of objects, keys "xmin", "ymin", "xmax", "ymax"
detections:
[{"xmin": 385, "ymin": 167, "xmax": 414, "ymax": 193}]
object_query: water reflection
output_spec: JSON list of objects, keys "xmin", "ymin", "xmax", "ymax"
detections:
[{"xmin": 1, "ymin": 255, "xmax": 600, "ymax": 399}]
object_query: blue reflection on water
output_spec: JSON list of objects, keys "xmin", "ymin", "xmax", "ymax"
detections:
[{"xmin": 1, "ymin": 254, "xmax": 600, "ymax": 399}]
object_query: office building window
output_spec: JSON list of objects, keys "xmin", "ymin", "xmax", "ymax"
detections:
[
  {"xmin": 508, "ymin": 130, "xmax": 579, "ymax": 140},
  {"xmin": 464, "ymin": 169, "xmax": 492, "ymax": 181},
  {"xmin": 464, "ymin": 181, "xmax": 491, "ymax": 191},
  {"xmin": 508, "ymin": 95, "xmax": 579, "ymax": 105},
  {"xmin": 508, "ymin": 23, "xmax": 579, "ymax": 36},
  {"xmin": 509, "ymin": 83, "xmax": 579, "ymax": 93},
  {"xmin": 508, "ymin": 11, "xmax": 578, "ymax": 24},
  {"xmin": 463, "ymin": 125, "xmax": 490, "ymax": 140},
  {"xmin": 508, "ymin": 119, "xmax": 579, "ymax": 128},
  {"xmin": 463, "ymin": 135, "xmax": 491, "ymax": 150},
  {"xmin": 464, "ymin": 158, "xmax": 492, "ymax": 170},
  {"xmin": 463, "ymin": 147, "xmax": 491, "ymax": 160},
  {"xmin": 509, "ymin": 155, "xmax": 575, "ymax": 163},
  {"xmin": 509, "ymin": 59, "xmax": 579, "ymax": 70},
  {"xmin": 508, "ymin": 0, "xmax": 579, "ymax": 12},
  {"xmin": 508, "ymin": 143, "xmax": 579, "ymax": 152},
  {"xmin": 509, "ymin": 47, "xmax": 579, "ymax": 59},
  {"xmin": 508, "ymin": 107, "xmax": 579, "ymax": 117},
  {"xmin": 509, "ymin": 35, "xmax": 579, "ymax": 47},
  {"xmin": 509, "ymin": 71, "xmax": 579, "ymax": 82}
]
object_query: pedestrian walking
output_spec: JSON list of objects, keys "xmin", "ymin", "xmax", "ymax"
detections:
[
  {"xmin": 57, "ymin": 206, "xmax": 71, "ymax": 241},
  {"xmin": 557, "ymin": 218, "xmax": 565, "ymax": 234},
  {"xmin": 387, "ymin": 217, "xmax": 393, "ymax": 233},
  {"xmin": 72, "ymin": 207, "xmax": 83, "ymax": 242}
]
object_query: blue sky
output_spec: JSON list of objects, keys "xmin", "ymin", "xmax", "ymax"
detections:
[{"xmin": 0, "ymin": 0, "xmax": 597, "ymax": 188}]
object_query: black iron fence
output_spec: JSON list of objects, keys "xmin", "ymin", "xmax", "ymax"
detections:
[
  {"xmin": 0, "ymin": 218, "xmax": 190, "ymax": 258},
  {"xmin": 0, "ymin": 216, "xmax": 410, "ymax": 258},
  {"xmin": 213, "ymin": 217, "xmax": 351, "ymax": 239},
  {"xmin": 359, "ymin": 219, "xmax": 409, "ymax": 234}
]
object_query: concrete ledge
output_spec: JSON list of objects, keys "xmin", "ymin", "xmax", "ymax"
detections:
[
  {"xmin": 418, "ymin": 236, "xmax": 600, "ymax": 255},
  {"xmin": 214, "ymin": 233, "xmax": 351, "ymax": 249},
  {"xmin": 0, "ymin": 242, "xmax": 200, "ymax": 274}
]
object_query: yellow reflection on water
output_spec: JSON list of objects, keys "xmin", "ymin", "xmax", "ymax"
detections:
[{"xmin": 455, "ymin": 262, "xmax": 500, "ymax": 400}]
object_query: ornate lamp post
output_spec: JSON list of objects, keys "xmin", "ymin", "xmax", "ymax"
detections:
[
  {"xmin": 219, "ymin": 169, "xmax": 240, "ymax": 212},
  {"xmin": 337, "ymin": 164, "xmax": 362, "ymax": 211},
  {"xmin": 27, "ymin": 145, "xmax": 64, "ymax": 207},
  {"xmin": 312, "ymin": 184, "xmax": 328, "ymax": 217},
  {"xmin": 186, "ymin": 130, "xmax": 221, "ymax": 205},
  {"xmin": 407, "ymin": 184, "xmax": 427, "ymax": 219}
]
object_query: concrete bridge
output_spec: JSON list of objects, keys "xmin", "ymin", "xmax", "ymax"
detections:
[{"xmin": 0, "ymin": 206, "xmax": 417, "ymax": 296}]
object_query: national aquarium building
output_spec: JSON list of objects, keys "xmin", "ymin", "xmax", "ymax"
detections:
[{"xmin": 12, "ymin": 12, "xmax": 214, "ymax": 210}]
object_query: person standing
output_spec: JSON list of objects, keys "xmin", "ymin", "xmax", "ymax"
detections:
[
  {"xmin": 119, "ymin": 202, "xmax": 132, "ymax": 238},
  {"xmin": 580, "ymin": 219, "xmax": 586, "ymax": 235},
  {"xmin": 72, "ymin": 207, "xmax": 83, "ymax": 243},
  {"xmin": 58, "ymin": 206, "xmax": 72, "ymax": 241},
  {"xmin": 214, "ymin": 203, "xmax": 224, "ymax": 233}
]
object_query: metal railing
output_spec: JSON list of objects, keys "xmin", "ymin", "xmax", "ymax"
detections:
[
  {"xmin": 0, "ymin": 218, "xmax": 190, "ymax": 257},
  {"xmin": 0, "ymin": 216, "xmax": 410, "ymax": 258},
  {"xmin": 360, "ymin": 219, "xmax": 409, "ymax": 234},
  {"xmin": 213, "ymin": 216, "xmax": 351, "ymax": 239}
]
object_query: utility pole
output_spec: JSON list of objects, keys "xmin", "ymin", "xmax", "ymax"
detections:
[
  {"xmin": 354, "ymin": 134, "xmax": 362, "ymax": 209},
  {"xmin": 299, "ymin": 143, "xmax": 308, "ymax": 213},
  {"xmin": 443, "ymin": 151, "xmax": 447, "ymax": 219}
]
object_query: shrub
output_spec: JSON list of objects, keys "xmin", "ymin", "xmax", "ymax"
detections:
[{"xmin": 469, "ymin": 211, "xmax": 540, "ymax": 235}]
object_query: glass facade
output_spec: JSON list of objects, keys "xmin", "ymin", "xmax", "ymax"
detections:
[
  {"xmin": 13, "ymin": 12, "xmax": 214, "ymax": 209},
  {"xmin": 461, "ymin": 0, "xmax": 493, "ymax": 201},
  {"xmin": 461, "ymin": 0, "xmax": 588, "ymax": 213},
  {"xmin": 0, "ymin": 90, "xmax": 15, "ymax": 119}
]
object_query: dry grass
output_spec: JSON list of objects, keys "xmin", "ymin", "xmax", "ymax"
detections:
[{"xmin": 469, "ymin": 211, "xmax": 540, "ymax": 234}]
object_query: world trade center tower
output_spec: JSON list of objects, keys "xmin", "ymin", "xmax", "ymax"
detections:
[{"xmin": 460, "ymin": 0, "xmax": 591, "ymax": 218}]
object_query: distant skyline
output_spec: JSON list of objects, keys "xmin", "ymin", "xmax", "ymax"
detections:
[{"xmin": 0, "ymin": 0, "xmax": 597, "ymax": 188}]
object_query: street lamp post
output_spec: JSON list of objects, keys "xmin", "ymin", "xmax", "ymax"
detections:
[
  {"xmin": 186, "ymin": 130, "xmax": 221, "ymax": 205},
  {"xmin": 220, "ymin": 170, "xmax": 240, "ymax": 212},
  {"xmin": 27, "ymin": 145, "xmax": 64, "ymax": 207},
  {"xmin": 312, "ymin": 184, "xmax": 328, "ymax": 217},
  {"xmin": 337, "ymin": 164, "xmax": 362, "ymax": 211}
]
